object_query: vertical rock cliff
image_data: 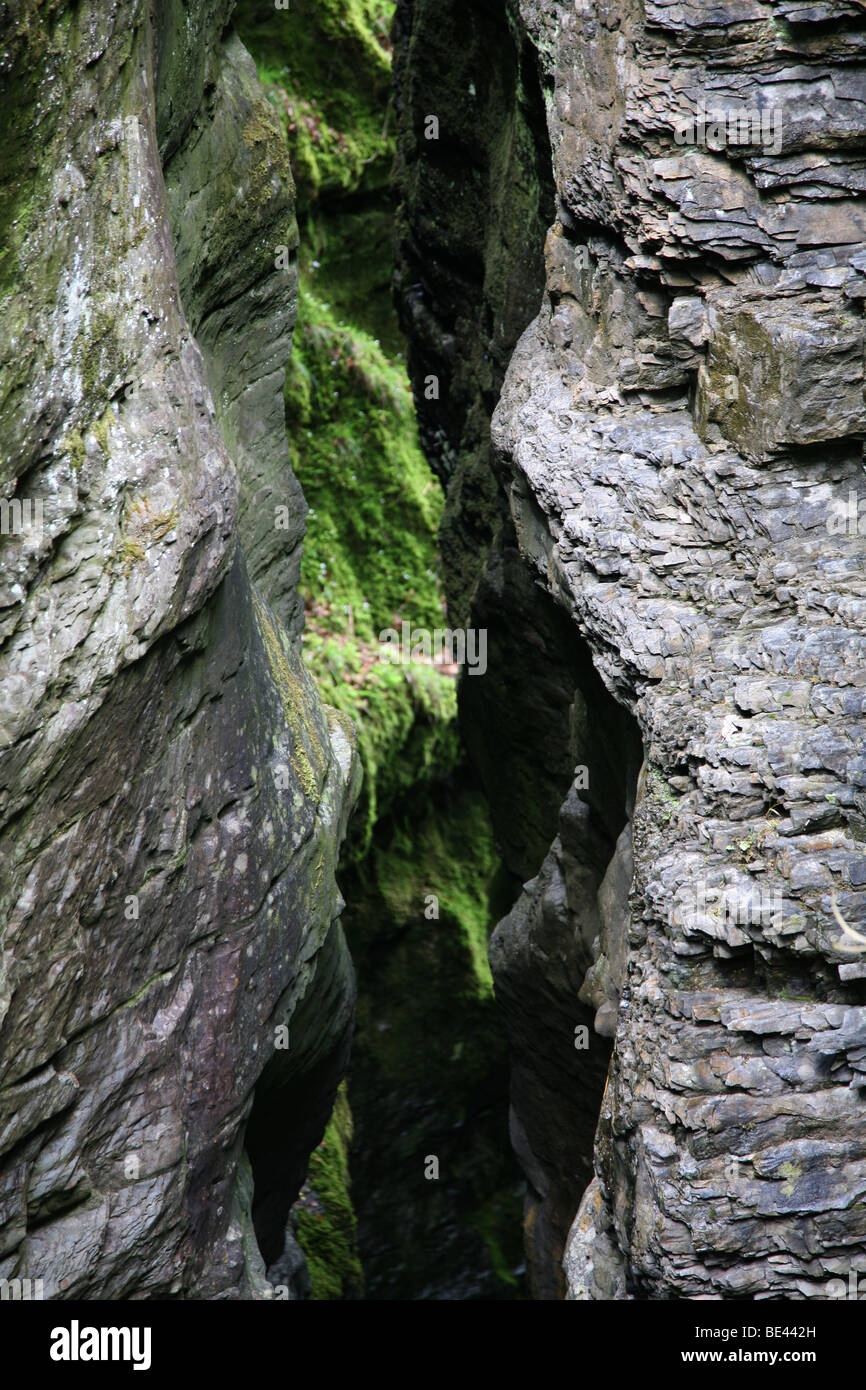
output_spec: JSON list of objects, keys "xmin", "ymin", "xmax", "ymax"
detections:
[
  {"xmin": 395, "ymin": 0, "xmax": 866, "ymax": 1299},
  {"xmin": 0, "ymin": 0, "xmax": 358, "ymax": 1297},
  {"xmin": 5, "ymin": 0, "xmax": 866, "ymax": 1304}
]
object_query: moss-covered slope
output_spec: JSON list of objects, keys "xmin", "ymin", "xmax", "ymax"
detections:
[{"xmin": 234, "ymin": 0, "xmax": 525, "ymax": 1300}]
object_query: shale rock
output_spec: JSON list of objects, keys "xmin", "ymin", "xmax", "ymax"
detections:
[
  {"xmin": 397, "ymin": 0, "xmax": 866, "ymax": 1299},
  {"xmin": 0, "ymin": 0, "xmax": 357, "ymax": 1298}
]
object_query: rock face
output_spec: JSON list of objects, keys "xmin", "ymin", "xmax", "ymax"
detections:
[
  {"xmin": 396, "ymin": 0, "xmax": 866, "ymax": 1298},
  {"xmin": 393, "ymin": 0, "xmax": 555, "ymax": 629},
  {"xmin": 0, "ymin": 0, "xmax": 357, "ymax": 1298}
]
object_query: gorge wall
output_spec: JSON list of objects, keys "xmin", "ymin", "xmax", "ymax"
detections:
[
  {"xmin": 3, "ymin": 0, "xmax": 866, "ymax": 1305},
  {"xmin": 1, "ymin": 0, "xmax": 526, "ymax": 1303},
  {"xmin": 0, "ymin": 0, "xmax": 359, "ymax": 1297},
  {"xmin": 395, "ymin": 0, "xmax": 866, "ymax": 1299}
]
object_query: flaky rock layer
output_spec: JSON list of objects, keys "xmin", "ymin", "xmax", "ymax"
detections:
[
  {"xmin": 396, "ymin": 0, "xmax": 866, "ymax": 1299},
  {"xmin": 0, "ymin": 0, "xmax": 357, "ymax": 1298}
]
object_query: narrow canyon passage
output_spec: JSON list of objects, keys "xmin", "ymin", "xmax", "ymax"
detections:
[
  {"xmin": 2, "ymin": 0, "xmax": 865, "ymax": 1326},
  {"xmin": 231, "ymin": 1, "xmax": 550, "ymax": 1300},
  {"xmin": 230, "ymin": 0, "xmax": 535, "ymax": 1300},
  {"xmin": 233, "ymin": 0, "xmax": 647, "ymax": 1301}
]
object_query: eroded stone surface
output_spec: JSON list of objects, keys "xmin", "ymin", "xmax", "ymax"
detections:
[
  {"xmin": 398, "ymin": 0, "xmax": 866, "ymax": 1299},
  {"xmin": 500, "ymin": 0, "xmax": 866, "ymax": 1300},
  {"xmin": 0, "ymin": 0, "xmax": 357, "ymax": 1298}
]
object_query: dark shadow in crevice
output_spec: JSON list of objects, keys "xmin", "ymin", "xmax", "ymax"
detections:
[
  {"xmin": 463, "ymin": 525, "xmax": 643, "ymax": 1297},
  {"xmin": 244, "ymin": 918, "xmax": 354, "ymax": 1273}
]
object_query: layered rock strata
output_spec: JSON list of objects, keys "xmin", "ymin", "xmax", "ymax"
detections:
[
  {"xmin": 0, "ymin": 0, "xmax": 357, "ymax": 1298},
  {"xmin": 397, "ymin": 0, "xmax": 866, "ymax": 1298}
]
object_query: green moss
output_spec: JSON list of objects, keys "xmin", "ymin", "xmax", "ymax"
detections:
[
  {"xmin": 62, "ymin": 408, "xmax": 114, "ymax": 476},
  {"xmin": 124, "ymin": 497, "xmax": 178, "ymax": 542},
  {"xmin": 62, "ymin": 429, "xmax": 87, "ymax": 472},
  {"xmin": 779, "ymin": 1160, "xmax": 802, "ymax": 1198},
  {"xmin": 92, "ymin": 410, "xmax": 112, "ymax": 456},
  {"xmin": 344, "ymin": 782, "xmax": 525, "ymax": 1298},
  {"xmin": 294, "ymin": 1082, "xmax": 364, "ymax": 1300},
  {"xmin": 234, "ymin": 0, "xmax": 394, "ymax": 209},
  {"xmin": 645, "ymin": 766, "xmax": 679, "ymax": 825},
  {"xmin": 288, "ymin": 283, "xmax": 443, "ymax": 636},
  {"xmin": 470, "ymin": 1194, "xmax": 522, "ymax": 1290},
  {"xmin": 116, "ymin": 537, "xmax": 146, "ymax": 574},
  {"xmin": 363, "ymin": 791, "xmax": 499, "ymax": 999},
  {"xmin": 286, "ymin": 281, "xmax": 458, "ymax": 856},
  {"xmin": 75, "ymin": 306, "xmax": 122, "ymax": 403},
  {"xmin": 302, "ymin": 205, "xmax": 401, "ymax": 352},
  {"xmin": 311, "ymin": 645, "xmax": 459, "ymax": 861},
  {"xmin": 0, "ymin": 0, "xmax": 65, "ymax": 299}
]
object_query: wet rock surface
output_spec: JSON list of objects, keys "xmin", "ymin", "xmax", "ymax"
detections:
[
  {"xmin": 4, "ymin": 0, "xmax": 866, "ymax": 1304},
  {"xmin": 0, "ymin": 0, "xmax": 357, "ymax": 1298},
  {"xmin": 397, "ymin": 0, "xmax": 866, "ymax": 1298}
]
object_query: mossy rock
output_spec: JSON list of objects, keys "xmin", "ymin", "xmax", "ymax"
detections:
[
  {"xmin": 293, "ymin": 1082, "xmax": 364, "ymax": 1300},
  {"xmin": 234, "ymin": 0, "xmax": 395, "ymax": 208}
]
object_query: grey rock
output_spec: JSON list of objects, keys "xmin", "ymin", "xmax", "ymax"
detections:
[
  {"xmin": 396, "ymin": 0, "xmax": 866, "ymax": 1300},
  {"xmin": 0, "ymin": 0, "xmax": 358, "ymax": 1298}
]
